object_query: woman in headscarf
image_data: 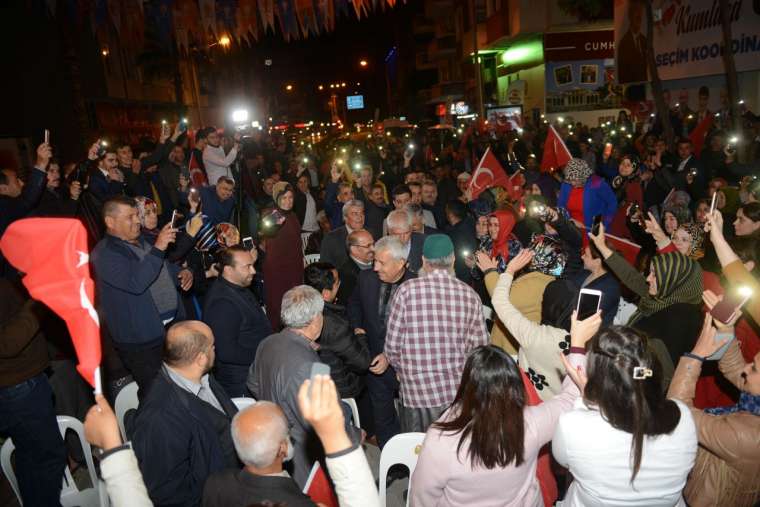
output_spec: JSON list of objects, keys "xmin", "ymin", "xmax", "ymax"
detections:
[
  {"xmin": 557, "ymin": 158, "xmax": 617, "ymax": 230},
  {"xmin": 134, "ymin": 196, "xmax": 159, "ymax": 240},
  {"xmin": 260, "ymin": 181, "xmax": 303, "ymax": 330},
  {"xmin": 589, "ymin": 222, "xmax": 703, "ymax": 384},
  {"xmin": 608, "ymin": 155, "xmax": 645, "ymax": 239}
]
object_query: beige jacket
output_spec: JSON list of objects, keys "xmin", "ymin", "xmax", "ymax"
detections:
[
  {"xmin": 484, "ymin": 270, "xmax": 554, "ymax": 356},
  {"xmin": 667, "ymin": 340, "xmax": 760, "ymax": 507}
]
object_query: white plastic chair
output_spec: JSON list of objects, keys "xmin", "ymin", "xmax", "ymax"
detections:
[
  {"xmin": 378, "ymin": 432, "xmax": 426, "ymax": 507},
  {"xmin": 304, "ymin": 253, "xmax": 321, "ymax": 267},
  {"xmin": 341, "ymin": 397, "xmax": 360, "ymax": 428},
  {"xmin": 1, "ymin": 416, "xmax": 101, "ymax": 507},
  {"xmin": 482, "ymin": 304, "xmax": 494, "ymax": 322},
  {"xmin": 114, "ymin": 381, "xmax": 139, "ymax": 442},
  {"xmin": 301, "ymin": 232, "xmax": 312, "ymax": 253},
  {"xmin": 232, "ymin": 397, "xmax": 256, "ymax": 411}
]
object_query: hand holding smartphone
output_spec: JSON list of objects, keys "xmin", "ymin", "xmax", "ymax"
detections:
[
  {"xmin": 309, "ymin": 362, "xmax": 331, "ymax": 398},
  {"xmin": 576, "ymin": 288, "xmax": 602, "ymax": 321}
]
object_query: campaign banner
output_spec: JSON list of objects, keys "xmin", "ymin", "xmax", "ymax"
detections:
[
  {"xmin": 545, "ymin": 59, "xmax": 626, "ymax": 113},
  {"xmin": 615, "ymin": 0, "xmax": 760, "ymax": 83}
]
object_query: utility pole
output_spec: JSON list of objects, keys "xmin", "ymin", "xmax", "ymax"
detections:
[{"xmin": 469, "ymin": 0, "xmax": 485, "ymax": 119}]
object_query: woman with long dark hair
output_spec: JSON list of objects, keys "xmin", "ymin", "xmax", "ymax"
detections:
[
  {"xmin": 553, "ymin": 326, "xmax": 698, "ymax": 506},
  {"xmin": 410, "ymin": 313, "xmax": 596, "ymax": 506}
]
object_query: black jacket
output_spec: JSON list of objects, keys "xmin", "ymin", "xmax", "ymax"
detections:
[
  {"xmin": 347, "ymin": 268, "xmax": 417, "ymax": 356},
  {"xmin": 132, "ymin": 367, "xmax": 239, "ymax": 507},
  {"xmin": 407, "ymin": 232, "xmax": 426, "ymax": 274},
  {"xmin": 320, "ymin": 226, "xmax": 349, "ymax": 268},
  {"xmin": 336, "ymin": 256, "xmax": 361, "ymax": 305},
  {"xmin": 203, "ymin": 277, "xmax": 273, "ymax": 397},
  {"xmin": 445, "ymin": 217, "xmax": 478, "ymax": 284},
  {"xmin": 202, "ymin": 468, "xmax": 315, "ymax": 507},
  {"xmin": 318, "ymin": 302, "xmax": 371, "ymax": 398}
]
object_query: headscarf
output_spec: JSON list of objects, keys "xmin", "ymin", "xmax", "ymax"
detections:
[
  {"xmin": 675, "ymin": 222, "xmax": 705, "ymax": 259},
  {"xmin": 563, "ymin": 158, "xmax": 593, "ymax": 184},
  {"xmin": 490, "ymin": 209, "xmax": 517, "ymax": 261},
  {"xmin": 704, "ymin": 391, "xmax": 760, "ymax": 416},
  {"xmin": 272, "ymin": 182, "xmax": 293, "ymax": 212},
  {"xmin": 529, "ymin": 234, "xmax": 567, "ymax": 277},
  {"xmin": 663, "ymin": 190, "xmax": 691, "ymax": 210},
  {"xmin": 662, "ymin": 205, "xmax": 691, "ymax": 228},
  {"xmin": 215, "ymin": 222, "xmax": 240, "ymax": 248},
  {"xmin": 134, "ymin": 196, "xmax": 157, "ymax": 229},
  {"xmin": 629, "ymin": 252, "xmax": 703, "ymax": 325}
]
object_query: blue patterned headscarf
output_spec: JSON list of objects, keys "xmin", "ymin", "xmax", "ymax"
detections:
[{"xmin": 704, "ymin": 391, "xmax": 760, "ymax": 416}]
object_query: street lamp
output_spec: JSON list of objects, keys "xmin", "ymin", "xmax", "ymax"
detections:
[
  {"xmin": 219, "ymin": 35, "xmax": 231, "ymax": 48},
  {"xmin": 359, "ymin": 59, "xmax": 368, "ymax": 67},
  {"xmin": 318, "ymin": 85, "xmax": 324, "ymax": 90},
  {"xmin": 285, "ymin": 84, "xmax": 294, "ymax": 91}
]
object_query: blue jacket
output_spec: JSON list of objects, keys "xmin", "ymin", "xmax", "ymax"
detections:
[
  {"xmin": 91, "ymin": 234, "xmax": 183, "ymax": 347},
  {"xmin": 557, "ymin": 175, "xmax": 618, "ymax": 230},
  {"xmin": 0, "ymin": 166, "xmax": 46, "ymax": 277},
  {"xmin": 199, "ymin": 186, "xmax": 235, "ymax": 226},
  {"xmin": 324, "ymin": 182, "xmax": 344, "ymax": 230}
]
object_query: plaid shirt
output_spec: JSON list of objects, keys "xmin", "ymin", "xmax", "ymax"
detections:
[{"xmin": 384, "ymin": 269, "xmax": 488, "ymax": 408}]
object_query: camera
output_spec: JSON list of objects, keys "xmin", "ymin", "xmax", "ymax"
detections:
[{"xmin": 96, "ymin": 140, "xmax": 108, "ymax": 158}]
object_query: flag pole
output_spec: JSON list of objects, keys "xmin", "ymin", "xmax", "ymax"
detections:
[{"xmin": 94, "ymin": 366, "xmax": 102, "ymax": 395}]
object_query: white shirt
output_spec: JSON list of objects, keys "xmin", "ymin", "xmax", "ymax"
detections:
[
  {"xmin": 553, "ymin": 398, "xmax": 697, "ymax": 507},
  {"xmin": 302, "ymin": 192, "xmax": 319, "ymax": 232},
  {"xmin": 203, "ymin": 144, "xmax": 238, "ymax": 185},
  {"xmin": 676, "ymin": 155, "xmax": 692, "ymax": 173}
]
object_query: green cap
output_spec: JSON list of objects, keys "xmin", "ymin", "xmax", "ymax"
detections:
[{"xmin": 423, "ymin": 234, "xmax": 454, "ymax": 260}]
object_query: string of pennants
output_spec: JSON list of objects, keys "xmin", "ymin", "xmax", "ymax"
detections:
[{"xmin": 46, "ymin": 0, "xmax": 403, "ymax": 52}]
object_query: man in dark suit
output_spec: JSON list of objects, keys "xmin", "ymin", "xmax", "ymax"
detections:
[
  {"xmin": 616, "ymin": 0, "xmax": 647, "ymax": 84},
  {"xmin": 203, "ymin": 245, "xmax": 272, "ymax": 397},
  {"xmin": 347, "ymin": 236, "xmax": 416, "ymax": 448},
  {"xmin": 385, "ymin": 209, "xmax": 425, "ymax": 273},
  {"xmin": 444, "ymin": 200, "xmax": 478, "ymax": 284},
  {"xmin": 131, "ymin": 321, "xmax": 240, "ymax": 506},
  {"xmin": 336, "ymin": 229, "xmax": 375, "ymax": 304},
  {"xmin": 319, "ymin": 199, "xmax": 365, "ymax": 268},
  {"xmin": 202, "ymin": 401, "xmax": 315, "ymax": 507}
]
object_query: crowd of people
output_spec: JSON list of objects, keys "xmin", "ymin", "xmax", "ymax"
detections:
[{"xmin": 1, "ymin": 104, "xmax": 759, "ymax": 507}]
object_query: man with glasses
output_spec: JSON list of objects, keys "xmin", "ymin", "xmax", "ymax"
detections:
[
  {"xmin": 336, "ymin": 229, "xmax": 374, "ymax": 304},
  {"xmin": 320, "ymin": 199, "xmax": 365, "ymax": 268}
]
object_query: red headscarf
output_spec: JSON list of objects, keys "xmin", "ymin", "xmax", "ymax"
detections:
[{"xmin": 490, "ymin": 208, "xmax": 517, "ymax": 261}]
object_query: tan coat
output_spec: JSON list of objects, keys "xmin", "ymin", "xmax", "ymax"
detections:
[
  {"xmin": 667, "ymin": 340, "xmax": 760, "ymax": 507},
  {"xmin": 484, "ymin": 270, "xmax": 554, "ymax": 356}
]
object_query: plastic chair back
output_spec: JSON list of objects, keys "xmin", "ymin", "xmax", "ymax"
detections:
[
  {"xmin": 301, "ymin": 232, "xmax": 312, "ymax": 253},
  {"xmin": 341, "ymin": 398, "xmax": 360, "ymax": 428},
  {"xmin": 0, "ymin": 438, "xmax": 20, "ymax": 504},
  {"xmin": 378, "ymin": 432, "xmax": 425, "ymax": 507},
  {"xmin": 57, "ymin": 415, "xmax": 100, "ymax": 507},
  {"xmin": 232, "ymin": 397, "xmax": 256, "ymax": 412},
  {"xmin": 114, "ymin": 381, "xmax": 139, "ymax": 442},
  {"xmin": 304, "ymin": 253, "xmax": 321, "ymax": 266}
]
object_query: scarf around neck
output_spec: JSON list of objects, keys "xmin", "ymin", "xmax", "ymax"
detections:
[{"xmin": 704, "ymin": 391, "xmax": 760, "ymax": 416}]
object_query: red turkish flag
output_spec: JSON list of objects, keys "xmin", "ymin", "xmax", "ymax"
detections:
[
  {"xmin": 0, "ymin": 219, "xmax": 101, "ymax": 390},
  {"xmin": 188, "ymin": 149, "xmax": 208, "ymax": 187},
  {"xmin": 468, "ymin": 147, "xmax": 513, "ymax": 199},
  {"xmin": 689, "ymin": 113, "xmax": 714, "ymax": 157},
  {"xmin": 540, "ymin": 125, "xmax": 572, "ymax": 173}
]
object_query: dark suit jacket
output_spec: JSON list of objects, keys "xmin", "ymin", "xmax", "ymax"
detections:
[
  {"xmin": 617, "ymin": 30, "xmax": 647, "ymax": 83},
  {"xmin": 319, "ymin": 226, "xmax": 349, "ymax": 268},
  {"xmin": 347, "ymin": 268, "xmax": 417, "ymax": 356},
  {"xmin": 408, "ymin": 232, "xmax": 426, "ymax": 273},
  {"xmin": 132, "ymin": 368, "xmax": 239, "ymax": 507},
  {"xmin": 445, "ymin": 217, "xmax": 478, "ymax": 284},
  {"xmin": 336, "ymin": 256, "xmax": 360, "ymax": 305},
  {"xmin": 202, "ymin": 468, "xmax": 315, "ymax": 507}
]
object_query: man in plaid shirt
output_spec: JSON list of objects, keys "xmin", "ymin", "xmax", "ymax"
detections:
[{"xmin": 385, "ymin": 234, "xmax": 488, "ymax": 433}]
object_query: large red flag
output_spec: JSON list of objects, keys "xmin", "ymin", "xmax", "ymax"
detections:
[
  {"xmin": 689, "ymin": 113, "xmax": 714, "ymax": 157},
  {"xmin": 0, "ymin": 219, "xmax": 101, "ymax": 390},
  {"xmin": 468, "ymin": 147, "xmax": 513, "ymax": 199},
  {"xmin": 540, "ymin": 125, "xmax": 572, "ymax": 173},
  {"xmin": 188, "ymin": 149, "xmax": 208, "ymax": 187}
]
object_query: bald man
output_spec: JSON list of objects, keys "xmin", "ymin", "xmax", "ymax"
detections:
[
  {"xmin": 131, "ymin": 321, "xmax": 240, "ymax": 507},
  {"xmin": 202, "ymin": 402, "xmax": 315, "ymax": 507},
  {"xmin": 336, "ymin": 228, "xmax": 375, "ymax": 304}
]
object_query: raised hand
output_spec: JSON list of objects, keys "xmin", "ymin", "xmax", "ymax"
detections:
[
  {"xmin": 475, "ymin": 251, "xmax": 498, "ymax": 273},
  {"xmin": 569, "ymin": 309, "xmax": 602, "ymax": 348},
  {"xmin": 506, "ymin": 249, "xmax": 533, "ymax": 276}
]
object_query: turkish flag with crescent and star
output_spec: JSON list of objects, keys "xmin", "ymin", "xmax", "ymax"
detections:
[
  {"xmin": 540, "ymin": 125, "xmax": 573, "ymax": 173},
  {"xmin": 468, "ymin": 147, "xmax": 514, "ymax": 200},
  {"xmin": 0, "ymin": 218, "xmax": 101, "ymax": 390}
]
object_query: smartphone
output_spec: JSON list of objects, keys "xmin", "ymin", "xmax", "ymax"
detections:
[
  {"xmin": 170, "ymin": 210, "xmax": 179, "ymax": 229},
  {"xmin": 591, "ymin": 214, "xmax": 603, "ymax": 236},
  {"xmin": 709, "ymin": 191, "xmax": 717, "ymax": 214},
  {"xmin": 97, "ymin": 140, "xmax": 108, "ymax": 158},
  {"xmin": 75, "ymin": 165, "xmax": 87, "ymax": 186},
  {"xmin": 711, "ymin": 287, "xmax": 753, "ymax": 324},
  {"xmin": 576, "ymin": 288, "xmax": 602, "ymax": 321},
  {"xmin": 309, "ymin": 362, "xmax": 331, "ymax": 397},
  {"xmin": 180, "ymin": 118, "xmax": 189, "ymax": 133},
  {"xmin": 242, "ymin": 236, "xmax": 254, "ymax": 250},
  {"xmin": 603, "ymin": 142, "xmax": 613, "ymax": 158},
  {"xmin": 44, "ymin": 129, "xmax": 50, "ymax": 145}
]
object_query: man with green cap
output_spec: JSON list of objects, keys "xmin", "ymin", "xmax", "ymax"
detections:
[{"xmin": 384, "ymin": 234, "xmax": 488, "ymax": 433}]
